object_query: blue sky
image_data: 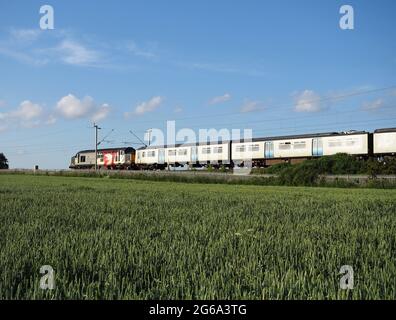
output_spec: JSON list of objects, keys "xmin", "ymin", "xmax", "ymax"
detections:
[{"xmin": 0, "ymin": 0, "xmax": 395, "ymax": 169}]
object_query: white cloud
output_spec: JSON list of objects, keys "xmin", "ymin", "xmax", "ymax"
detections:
[
  {"xmin": 0, "ymin": 100, "xmax": 49, "ymax": 128},
  {"xmin": 56, "ymin": 40, "xmax": 100, "ymax": 66},
  {"xmin": 174, "ymin": 106, "xmax": 183, "ymax": 113},
  {"xmin": 10, "ymin": 100, "xmax": 43, "ymax": 121},
  {"xmin": 126, "ymin": 41, "xmax": 156, "ymax": 59},
  {"xmin": 294, "ymin": 90, "xmax": 322, "ymax": 112},
  {"xmin": 92, "ymin": 103, "xmax": 111, "ymax": 122},
  {"xmin": 0, "ymin": 46, "xmax": 49, "ymax": 66},
  {"xmin": 127, "ymin": 96, "xmax": 163, "ymax": 117},
  {"xmin": 56, "ymin": 94, "xmax": 94, "ymax": 119},
  {"xmin": 362, "ymin": 98, "xmax": 384, "ymax": 111},
  {"xmin": 56, "ymin": 94, "xmax": 111, "ymax": 121},
  {"xmin": 45, "ymin": 115, "xmax": 57, "ymax": 125},
  {"xmin": 0, "ymin": 100, "xmax": 59, "ymax": 132},
  {"xmin": 209, "ymin": 93, "xmax": 231, "ymax": 105},
  {"xmin": 240, "ymin": 99, "xmax": 265, "ymax": 113},
  {"xmin": 0, "ymin": 28, "xmax": 120, "ymax": 69},
  {"xmin": 9, "ymin": 28, "xmax": 42, "ymax": 42},
  {"xmin": 0, "ymin": 29, "xmax": 102, "ymax": 67}
]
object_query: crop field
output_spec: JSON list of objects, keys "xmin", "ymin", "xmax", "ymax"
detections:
[{"xmin": 0, "ymin": 174, "xmax": 395, "ymax": 299}]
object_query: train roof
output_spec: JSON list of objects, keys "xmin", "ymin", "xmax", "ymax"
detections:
[
  {"xmin": 374, "ymin": 128, "xmax": 396, "ymax": 133},
  {"xmin": 137, "ymin": 130, "xmax": 368, "ymax": 150},
  {"xmin": 76, "ymin": 147, "xmax": 135, "ymax": 154}
]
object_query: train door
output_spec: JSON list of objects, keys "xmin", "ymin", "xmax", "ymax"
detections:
[
  {"xmin": 191, "ymin": 146, "xmax": 198, "ymax": 163},
  {"xmin": 264, "ymin": 141, "xmax": 274, "ymax": 158},
  {"xmin": 312, "ymin": 138, "xmax": 323, "ymax": 156},
  {"xmin": 158, "ymin": 149, "xmax": 165, "ymax": 164}
]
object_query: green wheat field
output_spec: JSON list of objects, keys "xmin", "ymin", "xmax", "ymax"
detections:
[{"xmin": 0, "ymin": 174, "xmax": 395, "ymax": 299}]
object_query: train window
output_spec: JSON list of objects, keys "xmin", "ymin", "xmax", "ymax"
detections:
[
  {"xmin": 142, "ymin": 152, "xmax": 145, "ymax": 158},
  {"xmin": 236, "ymin": 146, "xmax": 245, "ymax": 152},
  {"xmin": 293, "ymin": 141, "xmax": 306, "ymax": 149},
  {"xmin": 279, "ymin": 142, "xmax": 291, "ymax": 150},
  {"xmin": 202, "ymin": 147, "xmax": 211, "ymax": 154},
  {"xmin": 178, "ymin": 149, "xmax": 187, "ymax": 156},
  {"xmin": 147, "ymin": 151, "xmax": 156, "ymax": 157},
  {"xmin": 213, "ymin": 147, "xmax": 223, "ymax": 153},
  {"xmin": 80, "ymin": 156, "xmax": 86, "ymax": 163},
  {"xmin": 248, "ymin": 144, "xmax": 260, "ymax": 152},
  {"xmin": 168, "ymin": 150, "xmax": 176, "ymax": 156}
]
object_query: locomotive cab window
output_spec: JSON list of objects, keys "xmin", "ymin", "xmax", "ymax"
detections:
[{"xmin": 79, "ymin": 156, "xmax": 86, "ymax": 163}]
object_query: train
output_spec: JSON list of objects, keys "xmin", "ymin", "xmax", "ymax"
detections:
[{"xmin": 70, "ymin": 128, "xmax": 396, "ymax": 170}]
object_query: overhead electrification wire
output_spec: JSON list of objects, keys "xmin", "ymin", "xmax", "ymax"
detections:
[{"xmin": 124, "ymin": 85, "xmax": 396, "ymax": 125}]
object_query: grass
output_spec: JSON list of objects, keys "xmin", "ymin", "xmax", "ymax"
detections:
[
  {"xmin": 0, "ymin": 174, "xmax": 395, "ymax": 299},
  {"xmin": 3, "ymin": 169, "xmax": 396, "ymax": 189}
]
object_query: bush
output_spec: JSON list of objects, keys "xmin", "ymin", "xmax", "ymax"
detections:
[
  {"xmin": 378, "ymin": 157, "xmax": 396, "ymax": 175},
  {"xmin": 0, "ymin": 153, "xmax": 8, "ymax": 169},
  {"xmin": 276, "ymin": 154, "xmax": 367, "ymax": 186},
  {"xmin": 278, "ymin": 161, "xmax": 321, "ymax": 186},
  {"xmin": 313, "ymin": 153, "xmax": 365, "ymax": 174},
  {"xmin": 265, "ymin": 162, "xmax": 292, "ymax": 174}
]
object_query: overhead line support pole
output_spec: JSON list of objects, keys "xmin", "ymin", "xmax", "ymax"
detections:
[{"xmin": 94, "ymin": 123, "xmax": 101, "ymax": 171}]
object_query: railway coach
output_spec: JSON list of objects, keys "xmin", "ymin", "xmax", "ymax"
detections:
[
  {"xmin": 231, "ymin": 131, "xmax": 370, "ymax": 166},
  {"xmin": 135, "ymin": 141, "xmax": 231, "ymax": 169},
  {"xmin": 373, "ymin": 128, "xmax": 396, "ymax": 156}
]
